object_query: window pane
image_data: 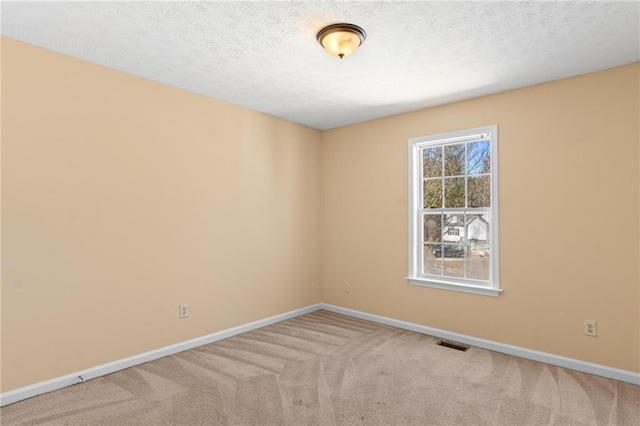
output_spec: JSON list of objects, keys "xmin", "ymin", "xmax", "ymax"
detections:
[
  {"xmin": 466, "ymin": 213, "xmax": 490, "ymax": 280},
  {"xmin": 423, "ymin": 244, "xmax": 443, "ymax": 276},
  {"xmin": 468, "ymin": 175, "xmax": 491, "ymax": 207},
  {"xmin": 467, "ymin": 245, "xmax": 490, "ymax": 281},
  {"xmin": 423, "ymin": 147, "xmax": 442, "ymax": 178},
  {"xmin": 423, "ymin": 214, "xmax": 442, "ymax": 243},
  {"xmin": 444, "ymin": 143, "xmax": 465, "ymax": 176},
  {"xmin": 443, "ymin": 213, "xmax": 464, "ymax": 243},
  {"xmin": 423, "ymin": 179, "xmax": 442, "ymax": 208},
  {"xmin": 467, "ymin": 140, "xmax": 490, "ymax": 174},
  {"xmin": 441, "ymin": 244, "xmax": 465, "ymax": 278},
  {"xmin": 466, "ymin": 214, "xmax": 490, "ymax": 244},
  {"xmin": 444, "ymin": 178, "xmax": 465, "ymax": 208}
]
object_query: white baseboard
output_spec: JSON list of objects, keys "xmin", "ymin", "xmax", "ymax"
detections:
[
  {"xmin": 320, "ymin": 303, "xmax": 640, "ymax": 386},
  {"xmin": 3, "ymin": 302, "xmax": 638, "ymax": 407},
  {"xmin": 0, "ymin": 303, "xmax": 322, "ymax": 407}
]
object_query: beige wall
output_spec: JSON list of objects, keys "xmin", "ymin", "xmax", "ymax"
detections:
[
  {"xmin": 1, "ymin": 37, "xmax": 322, "ymax": 392},
  {"xmin": 0, "ymin": 37, "xmax": 4, "ymax": 391},
  {"xmin": 321, "ymin": 64, "xmax": 640, "ymax": 373},
  {"xmin": 2, "ymin": 36, "xmax": 639, "ymax": 394}
]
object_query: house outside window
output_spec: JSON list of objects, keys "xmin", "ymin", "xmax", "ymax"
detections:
[{"xmin": 407, "ymin": 126, "xmax": 500, "ymax": 296}]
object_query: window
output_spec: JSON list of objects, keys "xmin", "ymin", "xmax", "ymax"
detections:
[
  {"xmin": 446, "ymin": 228, "xmax": 460, "ymax": 236},
  {"xmin": 407, "ymin": 126, "xmax": 500, "ymax": 296}
]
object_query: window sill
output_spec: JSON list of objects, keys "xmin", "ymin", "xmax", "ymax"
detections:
[{"xmin": 406, "ymin": 277, "xmax": 502, "ymax": 297}]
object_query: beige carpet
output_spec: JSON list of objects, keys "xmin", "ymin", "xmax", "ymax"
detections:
[{"xmin": 1, "ymin": 310, "xmax": 638, "ymax": 425}]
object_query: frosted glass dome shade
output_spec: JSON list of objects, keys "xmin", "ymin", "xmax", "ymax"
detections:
[{"xmin": 317, "ymin": 23, "xmax": 366, "ymax": 59}]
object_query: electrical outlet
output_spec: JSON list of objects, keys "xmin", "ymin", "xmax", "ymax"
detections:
[
  {"xmin": 584, "ymin": 319, "xmax": 597, "ymax": 336},
  {"xmin": 179, "ymin": 304, "xmax": 189, "ymax": 319},
  {"xmin": 344, "ymin": 282, "xmax": 350, "ymax": 293}
]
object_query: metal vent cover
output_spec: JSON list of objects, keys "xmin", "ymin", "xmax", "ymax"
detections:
[{"xmin": 436, "ymin": 339, "xmax": 470, "ymax": 352}]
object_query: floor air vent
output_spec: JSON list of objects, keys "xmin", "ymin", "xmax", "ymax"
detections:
[{"xmin": 436, "ymin": 339, "xmax": 470, "ymax": 352}]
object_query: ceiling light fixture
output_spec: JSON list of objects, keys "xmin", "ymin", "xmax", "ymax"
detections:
[{"xmin": 317, "ymin": 23, "xmax": 366, "ymax": 59}]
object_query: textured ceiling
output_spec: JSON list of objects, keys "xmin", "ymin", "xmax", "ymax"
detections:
[{"xmin": 2, "ymin": 1, "xmax": 639, "ymax": 130}]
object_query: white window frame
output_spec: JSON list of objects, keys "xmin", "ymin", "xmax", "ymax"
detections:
[{"xmin": 407, "ymin": 125, "xmax": 501, "ymax": 297}]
